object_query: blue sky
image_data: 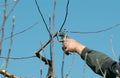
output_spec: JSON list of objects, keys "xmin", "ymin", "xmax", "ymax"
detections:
[{"xmin": 0, "ymin": 0, "xmax": 120, "ymax": 78}]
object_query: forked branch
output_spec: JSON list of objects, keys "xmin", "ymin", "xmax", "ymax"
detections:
[{"xmin": 36, "ymin": 53, "xmax": 52, "ymax": 78}]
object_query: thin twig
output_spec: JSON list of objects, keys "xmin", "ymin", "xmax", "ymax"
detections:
[
  {"xmin": 39, "ymin": 41, "xmax": 49, "ymax": 78},
  {"xmin": 110, "ymin": 36, "xmax": 117, "ymax": 61},
  {"xmin": 50, "ymin": 0, "xmax": 57, "ymax": 77},
  {"xmin": 0, "ymin": 55, "xmax": 36, "ymax": 60},
  {"xmin": 36, "ymin": 41, "xmax": 53, "ymax": 78},
  {"xmin": 40, "ymin": 52, "xmax": 42, "ymax": 78},
  {"xmin": 0, "ymin": 0, "xmax": 16, "ymax": 6},
  {"xmin": 118, "ymin": 56, "xmax": 120, "ymax": 65},
  {"xmin": 4, "ymin": 16, "xmax": 15, "ymax": 78},
  {"xmin": 0, "ymin": 0, "xmax": 19, "ymax": 31},
  {"xmin": 59, "ymin": 0, "xmax": 70, "ymax": 32},
  {"xmin": 96, "ymin": 59, "xmax": 106, "ymax": 78},
  {"xmin": 82, "ymin": 53, "xmax": 87, "ymax": 78},
  {"xmin": 0, "ymin": 60, "xmax": 6, "ymax": 70},
  {"xmin": 35, "ymin": 32, "xmax": 58, "ymax": 54},
  {"xmin": 35, "ymin": 51, "xmax": 52, "ymax": 78},
  {"xmin": 34, "ymin": 0, "xmax": 51, "ymax": 38},
  {"xmin": 0, "ymin": 2, "xmax": 12, "ymax": 6},
  {"xmin": 6, "ymin": 0, "xmax": 19, "ymax": 19},
  {"xmin": 0, "ymin": 0, "xmax": 7, "ymax": 56},
  {"xmin": 65, "ymin": 53, "xmax": 75, "ymax": 78},
  {"xmin": 52, "ymin": 0, "xmax": 56, "ymax": 29},
  {"xmin": 4, "ymin": 22, "xmax": 39, "ymax": 40},
  {"xmin": 61, "ymin": 53, "xmax": 65, "ymax": 78},
  {"xmin": 68, "ymin": 24, "xmax": 120, "ymax": 34}
]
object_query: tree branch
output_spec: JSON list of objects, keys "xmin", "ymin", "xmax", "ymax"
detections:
[
  {"xmin": 35, "ymin": 32, "xmax": 58, "ymax": 54},
  {"xmin": 34, "ymin": 0, "xmax": 52, "ymax": 37},
  {"xmin": 36, "ymin": 53, "xmax": 52, "ymax": 78},
  {"xmin": 68, "ymin": 24, "xmax": 120, "ymax": 34},
  {"xmin": 0, "ymin": 70, "xmax": 20, "ymax": 78},
  {"xmin": 59, "ymin": 0, "xmax": 70, "ymax": 32},
  {"xmin": 4, "ymin": 22, "xmax": 39, "ymax": 40}
]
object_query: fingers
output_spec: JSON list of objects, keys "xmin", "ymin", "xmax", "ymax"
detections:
[
  {"xmin": 62, "ymin": 43, "xmax": 69, "ymax": 54},
  {"xmin": 62, "ymin": 46, "xmax": 69, "ymax": 54},
  {"xmin": 60, "ymin": 37, "xmax": 71, "ymax": 54},
  {"xmin": 59, "ymin": 39, "xmax": 64, "ymax": 43}
]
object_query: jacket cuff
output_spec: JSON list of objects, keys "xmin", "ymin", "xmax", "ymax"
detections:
[{"xmin": 80, "ymin": 47, "xmax": 91, "ymax": 60}]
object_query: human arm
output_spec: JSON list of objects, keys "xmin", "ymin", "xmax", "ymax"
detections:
[
  {"xmin": 60, "ymin": 37, "xmax": 120, "ymax": 78},
  {"xmin": 81, "ymin": 47, "xmax": 120, "ymax": 78}
]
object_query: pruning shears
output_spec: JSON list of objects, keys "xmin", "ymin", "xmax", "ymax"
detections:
[
  {"xmin": 57, "ymin": 29, "xmax": 67, "ymax": 41},
  {"xmin": 57, "ymin": 29, "xmax": 70, "ymax": 55}
]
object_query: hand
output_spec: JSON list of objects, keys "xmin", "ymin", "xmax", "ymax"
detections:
[{"xmin": 59, "ymin": 37, "xmax": 86, "ymax": 55}]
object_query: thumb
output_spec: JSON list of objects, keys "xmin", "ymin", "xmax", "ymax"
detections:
[{"xmin": 59, "ymin": 36, "xmax": 70, "ymax": 42}]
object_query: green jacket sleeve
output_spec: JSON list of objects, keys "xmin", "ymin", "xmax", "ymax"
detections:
[{"xmin": 80, "ymin": 47, "xmax": 120, "ymax": 78}]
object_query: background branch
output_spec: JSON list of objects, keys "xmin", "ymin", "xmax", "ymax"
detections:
[
  {"xmin": 0, "ymin": 0, "xmax": 19, "ymax": 55},
  {"xmin": 0, "ymin": 0, "xmax": 7, "ymax": 56},
  {"xmin": 4, "ymin": 16, "xmax": 15, "ymax": 78},
  {"xmin": 65, "ymin": 53, "xmax": 74, "ymax": 78},
  {"xmin": 110, "ymin": 36, "xmax": 117, "ymax": 61},
  {"xmin": 61, "ymin": 53, "xmax": 65, "ymax": 78},
  {"xmin": 4, "ymin": 22, "xmax": 39, "ymax": 40},
  {"xmin": 0, "ymin": 55, "xmax": 36, "ymax": 60},
  {"xmin": 6, "ymin": 0, "xmax": 19, "ymax": 19}
]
